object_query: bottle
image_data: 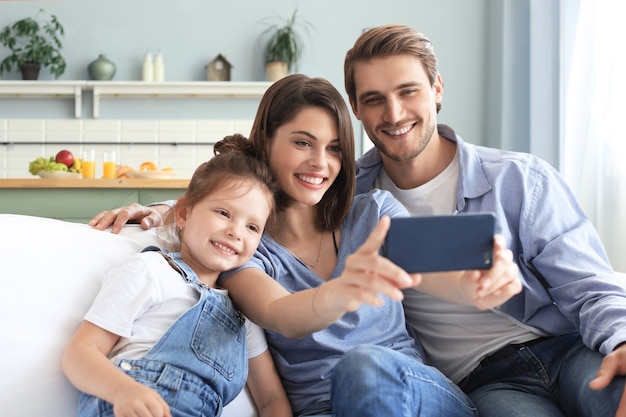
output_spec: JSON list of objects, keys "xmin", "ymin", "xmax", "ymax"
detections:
[
  {"xmin": 142, "ymin": 52, "xmax": 154, "ymax": 82},
  {"xmin": 153, "ymin": 51, "xmax": 164, "ymax": 82}
]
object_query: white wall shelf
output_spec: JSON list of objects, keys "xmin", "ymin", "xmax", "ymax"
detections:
[
  {"xmin": 0, "ymin": 81, "xmax": 83, "ymax": 118},
  {"xmin": 88, "ymin": 81, "xmax": 272, "ymax": 118},
  {"xmin": 0, "ymin": 81, "xmax": 272, "ymax": 119}
]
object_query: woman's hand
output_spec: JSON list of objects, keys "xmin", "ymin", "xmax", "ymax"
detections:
[
  {"xmin": 314, "ymin": 216, "xmax": 421, "ymax": 319},
  {"xmin": 89, "ymin": 203, "xmax": 168, "ymax": 234}
]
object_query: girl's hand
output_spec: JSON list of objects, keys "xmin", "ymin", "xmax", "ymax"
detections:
[
  {"xmin": 315, "ymin": 216, "xmax": 421, "ymax": 318},
  {"xmin": 112, "ymin": 380, "xmax": 171, "ymax": 417}
]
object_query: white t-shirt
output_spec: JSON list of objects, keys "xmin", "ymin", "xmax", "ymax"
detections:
[
  {"xmin": 375, "ymin": 150, "xmax": 459, "ymax": 216},
  {"xmin": 85, "ymin": 251, "xmax": 267, "ymax": 364},
  {"xmin": 376, "ymin": 151, "xmax": 536, "ymax": 383}
]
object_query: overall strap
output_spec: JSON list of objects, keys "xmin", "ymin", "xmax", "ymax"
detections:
[
  {"xmin": 140, "ymin": 246, "xmax": 245, "ymax": 322},
  {"xmin": 141, "ymin": 246, "xmax": 198, "ymax": 288}
]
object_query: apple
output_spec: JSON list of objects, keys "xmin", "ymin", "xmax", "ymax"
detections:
[{"xmin": 55, "ymin": 150, "xmax": 74, "ymax": 168}]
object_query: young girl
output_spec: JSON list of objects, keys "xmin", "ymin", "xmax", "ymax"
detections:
[{"xmin": 61, "ymin": 136, "xmax": 292, "ymax": 417}]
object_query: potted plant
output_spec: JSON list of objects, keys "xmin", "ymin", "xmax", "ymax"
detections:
[
  {"xmin": 258, "ymin": 8, "xmax": 313, "ymax": 82},
  {"xmin": 0, "ymin": 8, "xmax": 66, "ymax": 80}
]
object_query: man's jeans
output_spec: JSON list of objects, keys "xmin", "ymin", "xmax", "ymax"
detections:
[
  {"xmin": 460, "ymin": 333, "xmax": 625, "ymax": 417},
  {"xmin": 301, "ymin": 344, "xmax": 476, "ymax": 417}
]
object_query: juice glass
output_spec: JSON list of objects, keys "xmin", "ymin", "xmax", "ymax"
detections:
[
  {"xmin": 103, "ymin": 151, "xmax": 117, "ymax": 179},
  {"xmin": 82, "ymin": 150, "xmax": 96, "ymax": 179}
]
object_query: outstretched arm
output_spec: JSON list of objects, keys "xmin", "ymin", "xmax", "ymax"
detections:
[
  {"xmin": 416, "ymin": 235, "xmax": 522, "ymax": 309},
  {"xmin": 61, "ymin": 321, "xmax": 171, "ymax": 417},
  {"xmin": 222, "ymin": 216, "xmax": 420, "ymax": 339}
]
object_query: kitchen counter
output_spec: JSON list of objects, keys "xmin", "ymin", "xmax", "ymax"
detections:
[
  {"xmin": 0, "ymin": 179, "xmax": 189, "ymax": 223},
  {"xmin": 0, "ymin": 178, "xmax": 189, "ymax": 188}
]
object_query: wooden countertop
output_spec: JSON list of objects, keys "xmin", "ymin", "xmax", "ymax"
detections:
[{"xmin": 0, "ymin": 178, "xmax": 190, "ymax": 189}]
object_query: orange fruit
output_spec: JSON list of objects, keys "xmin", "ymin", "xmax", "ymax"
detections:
[
  {"xmin": 139, "ymin": 161, "xmax": 157, "ymax": 171},
  {"xmin": 161, "ymin": 166, "xmax": 173, "ymax": 171}
]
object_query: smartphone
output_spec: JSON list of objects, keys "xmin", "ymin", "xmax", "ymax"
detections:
[{"xmin": 383, "ymin": 213, "xmax": 496, "ymax": 273}]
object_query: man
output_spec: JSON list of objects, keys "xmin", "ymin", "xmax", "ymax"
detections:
[{"xmin": 346, "ymin": 24, "xmax": 626, "ymax": 417}]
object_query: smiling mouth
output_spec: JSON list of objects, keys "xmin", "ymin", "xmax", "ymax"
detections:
[
  {"xmin": 295, "ymin": 174, "xmax": 325, "ymax": 185},
  {"xmin": 382, "ymin": 124, "xmax": 414, "ymax": 137},
  {"xmin": 213, "ymin": 241, "xmax": 237, "ymax": 255}
]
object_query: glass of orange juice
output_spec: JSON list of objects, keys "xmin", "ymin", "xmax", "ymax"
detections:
[
  {"xmin": 82, "ymin": 149, "xmax": 96, "ymax": 179},
  {"xmin": 103, "ymin": 151, "xmax": 117, "ymax": 179}
]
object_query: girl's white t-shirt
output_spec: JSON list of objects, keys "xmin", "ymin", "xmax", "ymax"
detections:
[{"xmin": 84, "ymin": 251, "xmax": 267, "ymax": 364}]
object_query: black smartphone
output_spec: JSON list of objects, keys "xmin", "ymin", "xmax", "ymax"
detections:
[{"xmin": 383, "ymin": 213, "xmax": 496, "ymax": 273}]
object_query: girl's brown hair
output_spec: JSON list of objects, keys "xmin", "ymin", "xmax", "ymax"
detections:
[
  {"xmin": 162, "ymin": 134, "xmax": 277, "ymax": 248},
  {"xmin": 249, "ymin": 74, "xmax": 356, "ymax": 231}
]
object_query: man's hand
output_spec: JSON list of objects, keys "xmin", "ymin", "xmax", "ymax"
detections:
[
  {"xmin": 88, "ymin": 203, "xmax": 168, "ymax": 234},
  {"xmin": 589, "ymin": 344, "xmax": 626, "ymax": 416},
  {"xmin": 462, "ymin": 235, "xmax": 522, "ymax": 309},
  {"xmin": 417, "ymin": 235, "xmax": 521, "ymax": 309}
]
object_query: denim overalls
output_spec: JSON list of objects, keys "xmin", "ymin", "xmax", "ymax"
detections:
[{"xmin": 78, "ymin": 247, "xmax": 247, "ymax": 417}]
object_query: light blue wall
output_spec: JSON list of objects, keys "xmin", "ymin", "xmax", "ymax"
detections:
[{"xmin": 1, "ymin": 0, "xmax": 555, "ymax": 162}]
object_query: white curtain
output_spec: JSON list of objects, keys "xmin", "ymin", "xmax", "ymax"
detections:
[{"xmin": 562, "ymin": 0, "xmax": 626, "ymax": 271}]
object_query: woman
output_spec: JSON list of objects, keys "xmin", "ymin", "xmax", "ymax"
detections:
[{"xmin": 89, "ymin": 74, "xmax": 520, "ymax": 417}]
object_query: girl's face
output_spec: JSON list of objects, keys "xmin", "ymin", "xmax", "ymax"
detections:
[
  {"xmin": 176, "ymin": 179, "xmax": 271, "ymax": 284},
  {"xmin": 268, "ymin": 106, "xmax": 342, "ymax": 207}
]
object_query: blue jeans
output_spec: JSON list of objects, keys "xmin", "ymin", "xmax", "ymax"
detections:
[
  {"xmin": 299, "ymin": 345, "xmax": 476, "ymax": 417},
  {"xmin": 459, "ymin": 333, "xmax": 625, "ymax": 417}
]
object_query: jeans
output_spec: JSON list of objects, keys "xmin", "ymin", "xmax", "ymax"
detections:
[
  {"xmin": 459, "ymin": 333, "xmax": 625, "ymax": 417},
  {"xmin": 314, "ymin": 345, "xmax": 476, "ymax": 417}
]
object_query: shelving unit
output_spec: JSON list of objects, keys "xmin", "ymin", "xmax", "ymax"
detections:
[
  {"xmin": 0, "ymin": 80, "xmax": 273, "ymax": 119},
  {"xmin": 89, "ymin": 81, "xmax": 272, "ymax": 118},
  {"xmin": 0, "ymin": 81, "xmax": 83, "ymax": 117}
]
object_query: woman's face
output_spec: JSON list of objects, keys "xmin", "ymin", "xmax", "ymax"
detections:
[{"xmin": 268, "ymin": 106, "xmax": 342, "ymax": 207}]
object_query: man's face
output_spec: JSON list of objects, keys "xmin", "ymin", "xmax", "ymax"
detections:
[{"xmin": 350, "ymin": 54, "xmax": 443, "ymax": 162}]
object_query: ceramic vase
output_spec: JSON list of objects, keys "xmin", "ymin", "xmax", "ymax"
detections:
[
  {"xmin": 265, "ymin": 61, "xmax": 288, "ymax": 82},
  {"xmin": 88, "ymin": 54, "xmax": 116, "ymax": 81}
]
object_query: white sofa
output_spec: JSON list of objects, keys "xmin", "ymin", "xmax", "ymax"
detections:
[
  {"xmin": 2, "ymin": 213, "xmax": 625, "ymax": 416},
  {"xmin": 0, "ymin": 214, "xmax": 257, "ymax": 417}
]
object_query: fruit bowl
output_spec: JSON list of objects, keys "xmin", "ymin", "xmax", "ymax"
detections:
[{"xmin": 37, "ymin": 170, "xmax": 82, "ymax": 179}]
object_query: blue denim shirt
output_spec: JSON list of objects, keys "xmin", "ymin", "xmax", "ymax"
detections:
[{"xmin": 356, "ymin": 124, "xmax": 626, "ymax": 354}]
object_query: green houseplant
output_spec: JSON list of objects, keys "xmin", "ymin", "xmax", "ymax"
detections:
[
  {"xmin": 0, "ymin": 9, "xmax": 66, "ymax": 80},
  {"xmin": 259, "ymin": 8, "xmax": 312, "ymax": 81}
]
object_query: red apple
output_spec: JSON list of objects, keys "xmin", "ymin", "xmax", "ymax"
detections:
[{"xmin": 55, "ymin": 150, "xmax": 74, "ymax": 168}]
